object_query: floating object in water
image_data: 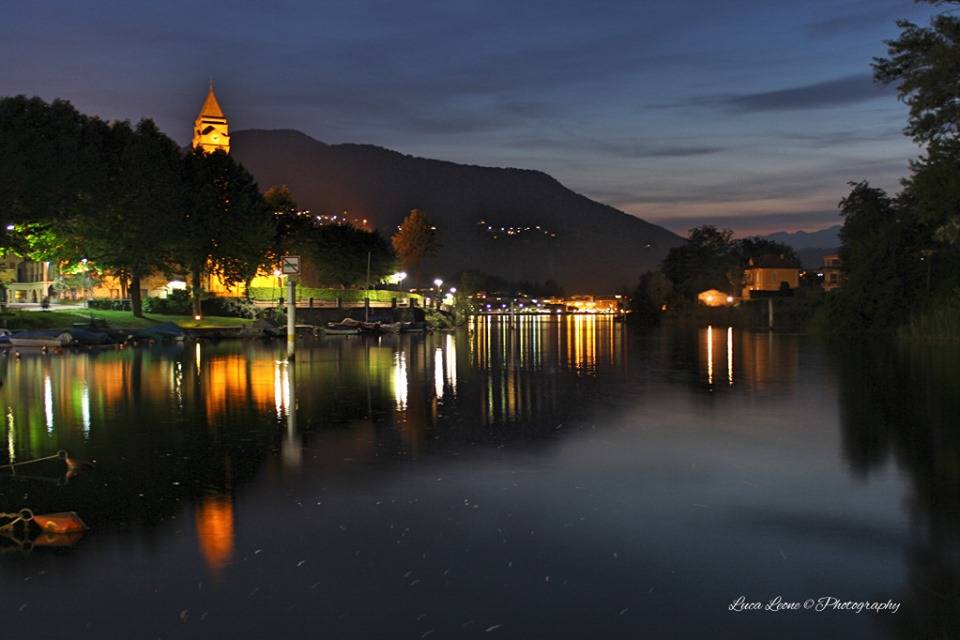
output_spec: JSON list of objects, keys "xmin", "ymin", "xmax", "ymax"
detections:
[
  {"xmin": 32, "ymin": 512, "xmax": 88, "ymax": 534},
  {"xmin": 0, "ymin": 508, "xmax": 87, "ymax": 552}
]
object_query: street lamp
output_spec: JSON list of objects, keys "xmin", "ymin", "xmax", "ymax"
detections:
[{"xmin": 433, "ymin": 278, "xmax": 443, "ymax": 289}]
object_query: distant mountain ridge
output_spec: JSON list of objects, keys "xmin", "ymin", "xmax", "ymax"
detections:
[
  {"xmin": 231, "ymin": 129, "xmax": 682, "ymax": 291},
  {"xmin": 757, "ymin": 225, "xmax": 841, "ymax": 269},
  {"xmin": 759, "ymin": 225, "xmax": 841, "ymax": 250}
]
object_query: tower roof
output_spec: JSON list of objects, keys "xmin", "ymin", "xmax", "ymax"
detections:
[{"xmin": 198, "ymin": 82, "xmax": 225, "ymax": 119}]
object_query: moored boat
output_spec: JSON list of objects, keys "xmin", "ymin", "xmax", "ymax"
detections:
[
  {"xmin": 8, "ymin": 331, "xmax": 74, "ymax": 348},
  {"xmin": 323, "ymin": 325, "xmax": 362, "ymax": 335}
]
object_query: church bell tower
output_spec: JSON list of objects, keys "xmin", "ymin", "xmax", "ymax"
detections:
[{"xmin": 193, "ymin": 81, "xmax": 230, "ymax": 154}]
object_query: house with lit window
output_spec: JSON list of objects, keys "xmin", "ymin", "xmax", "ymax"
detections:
[
  {"xmin": 697, "ymin": 289, "xmax": 737, "ymax": 307},
  {"xmin": 741, "ymin": 254, "xmax": 801, "ymax": 299},
  {"xmin": 821, "ymin": 253, "xmax": 842, "ymax": 291}
]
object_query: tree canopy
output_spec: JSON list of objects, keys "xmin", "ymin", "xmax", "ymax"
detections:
[
  {"xmin": 874, "ymin": 1, "xmax": 960, "ymax": 145},
  {"xmin": 391, "ymin": 209, "xmax": 438, "ymax": 287},
  {"xmin": 300, "ymin": 224, "xmax": 395, "ymax": 288},
  {"xmin": 177, "ymin": 148, "xmax": 276, "ymax": 316}
]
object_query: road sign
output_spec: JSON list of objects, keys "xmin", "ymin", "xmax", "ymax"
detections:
[{"xmin": 281, "ymin": 255, "xmax": 301, "ymax": 275}]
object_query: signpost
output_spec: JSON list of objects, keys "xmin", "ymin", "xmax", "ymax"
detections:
[{"xmin": 282, "ymin": 256, "xmax": 301, "ymax": 360}]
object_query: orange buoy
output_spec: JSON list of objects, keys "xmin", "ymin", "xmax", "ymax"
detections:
[{"xmin": 32, "ymin": 512, "xmax": 88, "ymax": 534}]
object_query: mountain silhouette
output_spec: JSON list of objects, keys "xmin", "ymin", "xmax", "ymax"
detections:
[{"xmin": 232, "ymin": 129, "xmax": 681, "ymax": 292}]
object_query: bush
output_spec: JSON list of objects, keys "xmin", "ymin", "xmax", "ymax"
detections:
[
  {"xmin": 201, "ymin": 296, "xmax": 258, "ymax": 319},
  {"xmin": 257, "ymin": 306, "xmax": 286, "ymax": 325},
  {"xmin": 144, "ymin": 289, "xmax": 191, "ymax": 315},
  {"xmin": 88, "ymin": 299, "xmax": 132, "ymax": 311}
]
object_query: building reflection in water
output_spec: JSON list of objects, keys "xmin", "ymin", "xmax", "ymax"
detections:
[
  {"xmin": 469, "ymin": 315, "xmax": 622, "ymax": 424},
  {"xmin": 195, "ymin": 492, "xmax": 235, "ymax": 577}
]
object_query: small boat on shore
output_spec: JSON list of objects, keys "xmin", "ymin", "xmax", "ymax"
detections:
[
  {"xmin": 8, "ymin": 331, "xmax": 74, "ymax": 348},
  {"xmin": 323, "ymin": 324, "xmax": 362, "ymax": 335}
]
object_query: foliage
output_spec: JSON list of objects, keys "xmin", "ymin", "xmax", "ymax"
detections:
[
  {"xmin": 176, "ymin": 148, "xmax": 276, "ymax": 315},
  {"xmin": 736, "ymin": 237, "xmax": 798, "ymax": 264},
  {"xmin": 0, "ymin": 96, "xmax": 110, "ymax": 229},
  {"xmin": 874, "ymin": 2, "xmax": 960, "ymax": 145},
  {"xmin": 661, "ymin": 226, "xmax": 739, "ymax": 302},
  {"xmin": 143, "ymin": 289, "xmax": 191, "ymax": 315},
  {"xmin": 200, "ymin": 296, "xmax": 259, "ymax": 319},
  {"xmin": 247, "ymin": 286, "xmax": 419, "ymax": 303},
  {"xmin": 69, "ymin": 118, "xmax": 183, "ymax": 316},
  {"xmin": 825, "ymin": 182, "xmax": 929, "ymax": 334},
  {"xmin": 300, "ymin": 224, "xmax": 395, "ymax": 288},
  {"xmin": 391, "ymin": 209, "xmax": 437, "ymax": 286},
  {"xmin": 630, "ymin": 270, "xmax": 673, "ymax": 324},
  {"xmin": 264, "ymin": 184, "xmax": 312, "ymax": 263},
  {"xmin": 88, "ymin": 298, "xmax": 132, "ymax": 311},
  {"xmin": 899, "ymin": 295, "xmax": 960, "ymax": 341}
]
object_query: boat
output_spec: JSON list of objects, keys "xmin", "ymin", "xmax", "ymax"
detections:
[
  {"xmin": 8, "ymin": 331, "xmax": 74, "ymax": 348},
  {"xmin": 66, "ymin": 328, "xmax": 113, "ymax": 345},
  {"xmin": 403, "ymin": 321, "xmax": 428, "ymax": 334},
  {"xmin": 323, "ymin": 325, "xmax": 362, "ymax": 335},
  {"xmin": 379, "ymin": 321, "xmax": 406, "ymax": 333}
]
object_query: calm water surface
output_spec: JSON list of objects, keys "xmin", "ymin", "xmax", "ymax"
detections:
[{"xmin": 1, "ymin": 317, "xmax": 957, "ymax": 639}]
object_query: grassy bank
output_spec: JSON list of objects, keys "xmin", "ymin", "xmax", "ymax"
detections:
[{"xmin": 0, "ymin": 308, "xmax": 250, "ymax": 331}]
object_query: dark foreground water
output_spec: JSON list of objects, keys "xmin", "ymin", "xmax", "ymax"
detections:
[{"xmin": 1, "ymin": 316, "xmax": 958, "ymax": 639}]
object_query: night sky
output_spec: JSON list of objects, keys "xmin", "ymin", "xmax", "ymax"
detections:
[{"xmin": 0, "ymin": 1, "xmax": 937, "ymax": 235}]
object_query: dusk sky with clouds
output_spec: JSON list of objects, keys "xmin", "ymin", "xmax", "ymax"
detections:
[{"xmin": 0, "ymin": 0, "xmax": 938, "ymax": 235}]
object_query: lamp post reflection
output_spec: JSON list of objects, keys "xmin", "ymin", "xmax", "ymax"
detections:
[{"xmin": 277, "ymin": 360, "xmax": 301, "ymax": 470}]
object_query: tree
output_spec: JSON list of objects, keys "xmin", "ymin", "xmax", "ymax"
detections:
[
  {"xmin": 827, "ymin": 182, "xmax": 927, "ymax": 333},
  {"xmin": 874, "ymin": 1, "xmax": 960, "ymax": 146},
  {"xmin": 264, "ymin": 184, "xmax": 309, "ymax": 259},
  {"xmin": 70, "ymin": 119, "xmax": 183, "ymax": 316},
  {"xmin": 0, "ymin": 96, "xmax": 110, "ymax": 231},
  {"xmin": 303, "ymin": 224, "xmax": 395, "ymax": 288},
  {"xmin": 631, "ymin": 270, "xmax": 673, "ymax": 324},
  {"xmin": 177, "ymin": 148, "xmax": 276, "ymax": 317},
  {"xmin": 391, "ymin": 209, "xmax": 437, "ymax": 288},
  {"xmin": 736, "ymin": 237, "xmax": 798, "ymax": 265},
  {"xmin": 661, "ymin": 225, "xmax": 738, "ymax": 302}
]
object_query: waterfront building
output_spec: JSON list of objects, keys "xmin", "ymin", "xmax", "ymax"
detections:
[{"xmin": 741, "ymin": 255, "xmax": 801, "ymax": 299}]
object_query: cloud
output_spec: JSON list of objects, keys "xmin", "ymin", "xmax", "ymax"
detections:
[
  {"xmin": 510, "ymin": 137, "xmax": 725, "ymax": 159},
  {"xmin": 715, "ymin": 74, "xmax": 895, "ymax": 112}
]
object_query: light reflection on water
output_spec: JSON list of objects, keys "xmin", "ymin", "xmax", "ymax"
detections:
[{"xmin": 0, "ymin": 316, "xmax": 958, "ymax": 639}]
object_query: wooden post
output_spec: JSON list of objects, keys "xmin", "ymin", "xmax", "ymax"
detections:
[{"xmin": 287, "ymin": 277, "xmax": 296, "ymax": 360}]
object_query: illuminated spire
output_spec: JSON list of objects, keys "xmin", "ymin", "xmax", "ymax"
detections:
[
  {"xmin": 193, "ymin": 81, "xmax": 229, "ymax": 154},
  {"xmin": 199, "ymin": 81, "xmax": 225, "ymax": 119}
]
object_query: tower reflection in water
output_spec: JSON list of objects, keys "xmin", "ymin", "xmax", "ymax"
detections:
[{"xmin": 0, "ymin": 316, "xmax": 623, "ymax": 575}]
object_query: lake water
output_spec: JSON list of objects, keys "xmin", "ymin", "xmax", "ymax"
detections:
[{"xmin": 1, "ymin": 316, "xmax": 957, "ymax": 639}]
